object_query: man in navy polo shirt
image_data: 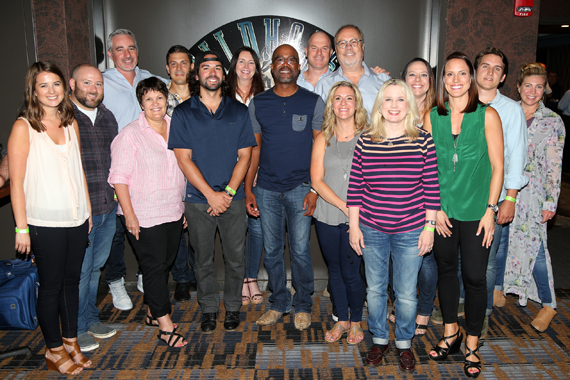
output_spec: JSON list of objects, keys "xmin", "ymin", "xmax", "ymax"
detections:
[
  {"xmin": 169, "ymin": 51, "xmax": 256, "ymax": 334},
  {"xmin": 246, "ymin": 44, "xmax": 325, "ymax": 330}
]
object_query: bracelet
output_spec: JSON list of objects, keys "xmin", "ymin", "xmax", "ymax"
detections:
[
  {"xmin": 425, "ymin": 220, "xmax": 436, "ymax": 226},
  {"xmin": 114, "ymin": 193, "xmax": 117, "ymax": 200},
  {"xmin": 15, "ymin": 227, "xmax": 29, "ymax": 234},
  {"xmin": 310, "ymin": 188, "xmax": 318, "ymax": 195},
  {"xmin": 225, "ymin": 186, "xmax": 236, "ymax": 196},
  {"xmin": 505, "ymin": 196, "xmax": 516, "ymax": 203},
  {"xmin": 424, "ymin": 226, "xmax": 435, "ymax": 232},
  {"xmin": 224, "ymin": 189, "xmax": 234, "ymax": 198}
]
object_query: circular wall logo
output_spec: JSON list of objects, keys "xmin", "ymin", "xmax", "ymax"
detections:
[{"xmin": 189, "ymin": 16, "xmax": 338, "ymax": 88}]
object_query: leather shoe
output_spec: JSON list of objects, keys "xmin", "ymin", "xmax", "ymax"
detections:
[
  {"xmin": 366, "ymin": 344, "xmax": 389, "ymax": 366},
  {"xmin": 174, "ymin": 282, "xmax": 191, "ymax": 303},
  {"xmin": 201, "ymin": 312, "xmax": 218, "ymax": 334},
  {"xmin": 224, "ymin": 311, "xmax": 240, "ymax": 331},
  {"xmin": 398, "ymin": 348, "xmax": 416, "ymax": 372}
]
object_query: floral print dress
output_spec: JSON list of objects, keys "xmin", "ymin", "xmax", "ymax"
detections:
[{"xmin": 504, "ymin": 102, "xmax": 565, "ymax": 307}]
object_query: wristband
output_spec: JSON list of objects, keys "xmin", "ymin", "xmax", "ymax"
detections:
[
  {"xmin": 225, "ymin": 186, "xmax": 236, "ymax": 196},
  {"xmin": 310, "ymin": 188, "xmax": 318, "ymax": 195},
  {"xmin": 425, "ymin": 220, "xmax": 436, "ymax": 226},
  {"xmin": 505, "ymin": 196, "xmax": 516, "ymax": 203},
  {"xmin": 224, "ymin": 189, "xmax": 234, "ymax": 198},
  {"xmin": 424, "ymin": 226, "xmax": 435, "ymax": 232},
  {"xmin": 114, "ymin": 193, "xmax": 117, "ymax": 200},
  {"xmin": 15, "ymin": 227, "xmax": 29, "ymax": 234}
]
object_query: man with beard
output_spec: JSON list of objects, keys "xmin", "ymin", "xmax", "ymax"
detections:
[
  {"xmin": 69, "ymin": 64, "xmax": 119, "ymax": 351},
  {"xmin": 169, "ymin": 51, "xmax": 256, "ymax": 333},
  {"xmin": 315, "ymin": 24, "xmax": 390, "ymax": 114},
  {"xmin": 246, "ymin": 44, "xmax": 324, "ymax": 330},
  {"xmin": 164, "ymin": 45, "xmax": 197, "ymax": 303}
]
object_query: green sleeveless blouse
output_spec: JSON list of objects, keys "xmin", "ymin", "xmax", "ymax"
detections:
[{"xmin": 430, "ymin": 103, "xmax": 491, "ymax": 221}]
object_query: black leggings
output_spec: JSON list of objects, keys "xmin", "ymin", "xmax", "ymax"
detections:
[
  {"xmin": 433, "ymin": 219, "xmax": 490, "ymax": 337},
  {"xmin": 31, "ymin": 222, "xmax": 89, "ymax": 349},
  {"xmin": 122, "ymin": 216, "xmax": 183, "ymax": 319}
]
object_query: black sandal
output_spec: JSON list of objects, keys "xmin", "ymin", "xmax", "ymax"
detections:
[
  {"xmin": 157, "ymin": 327, "xmax": 187, "ymax": 348},
  {"xmin": 464, "ymin": 344, "xmax": 482, "ymax": 378},
  {"xmin": 146, "ymin": 314, "xmax": 177, "ymax": 328},
  {"xmin": 415, "ymin": 323, "xmax": 428, "ymax": 335},
  {"xmin": 429, "ymin": 329, "xmax": 463, "ymax": 361}
]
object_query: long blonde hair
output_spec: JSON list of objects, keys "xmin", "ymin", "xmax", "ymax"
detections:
[
  {"xmin": 321, "ymin": 81, "xmax": 368, "ymax": 146},
  {"xmin": 369, "ymin": 78, "xmax": 420, "ymax": 142}
]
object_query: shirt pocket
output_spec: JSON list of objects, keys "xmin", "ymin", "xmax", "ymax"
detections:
[{"xmin": 292, "ymin": 114, "xmax": 308, "ymax": 132}]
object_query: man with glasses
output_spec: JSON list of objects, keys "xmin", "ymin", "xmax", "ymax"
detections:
[
  {"xmin": 315, "ymin": 24, "xmax": 390, "ymax": 114},
  {"xmin": 246, "ymin": 44, "xmax": 325, "ymax": 330}
]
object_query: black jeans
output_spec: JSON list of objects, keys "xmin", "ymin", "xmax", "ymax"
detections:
[
  {"xmin": 31, "ymin": 221, "xmax": 89, "ymax": 349},
  {"xmin": 122, "ymin": 216, "xmax": 183, "ymax": 319},
  {"xmin": 433, "ymin": 219, "xmax": 490, "ymax": 337}
]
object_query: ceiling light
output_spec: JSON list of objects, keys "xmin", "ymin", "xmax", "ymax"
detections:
[{"xmin": 562, "ymin": 25, "xmax": 570, "ymax": 28}]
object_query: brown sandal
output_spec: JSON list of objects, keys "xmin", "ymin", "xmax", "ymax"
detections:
[
  {"xmin": 248, "ymin": 279, "xmax": 263, "ymax": 304},
  {"xmin": 242, "ymin": 279, "xmax": 251, "ymax": 305},
  {"xmin": 325, "ymin": 322, "xmax": 348, "ymax": 343},
  {"xmin": 45, "ymin": 346, "xmax": 83, "ymax": 375},
  {"xmin": 62, "ymin": 337, "xmax": 92, "ymax": 368},
  {"xmin": 347, "ymin": 324, "xmax": 364, "ymax": 345}
]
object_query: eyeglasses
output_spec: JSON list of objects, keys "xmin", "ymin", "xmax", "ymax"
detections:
[
  {"xmin": 273, "ymin": 57, "xmax": 298, "ymax": 65},
  {"xmin": 336, "ymin": 39, "xmax": 362, "ymax": 49}
]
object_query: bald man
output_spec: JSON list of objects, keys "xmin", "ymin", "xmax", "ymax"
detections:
[
  {"xmin": 246, "ymin": 44, "xmax": 324, "ymax": 330},
  {"xmin": 70, "ymin": 64, "xmax": 119, "ymax": 351}
]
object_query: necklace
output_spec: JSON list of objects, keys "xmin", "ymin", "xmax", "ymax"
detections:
[
  {"xmin": 452, "ymin": 134, "xmax": 460, "ymax": 172},
  {"xmin": 335, "ymin": 136, "xmax": 352, "ymax": 181}
]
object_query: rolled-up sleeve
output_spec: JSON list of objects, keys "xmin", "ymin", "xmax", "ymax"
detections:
[{"xmin": 108, "ymin": 130, "xmax": 136, "ymax": 188}]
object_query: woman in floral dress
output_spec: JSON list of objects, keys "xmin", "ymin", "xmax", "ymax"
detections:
[{"xmin": 504, "ymin": 63, "xmax": 565, "ymax": 332}]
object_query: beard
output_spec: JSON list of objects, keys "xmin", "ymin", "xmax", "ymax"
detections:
[
  {"xmin": 74, "ymin": 87, "xmax": 103, "ymax": 109},
  {"xmin": 199, "ymin": 75, "xmax": 222, "ymax": 92}
]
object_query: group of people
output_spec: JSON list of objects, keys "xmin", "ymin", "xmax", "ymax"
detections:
[{"xmin": 3, "ymin": 23, "xmax": 565, "ymax": 377}]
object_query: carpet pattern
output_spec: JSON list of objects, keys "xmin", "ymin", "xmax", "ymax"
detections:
[{"xmin": 1, "ymin": 289, "xmax": 570, "ymax": 379}]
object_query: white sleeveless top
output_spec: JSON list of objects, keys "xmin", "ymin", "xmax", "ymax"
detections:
[{"xmin": 22, "ymin": 118, "xmax": 90, "ymax": 227}]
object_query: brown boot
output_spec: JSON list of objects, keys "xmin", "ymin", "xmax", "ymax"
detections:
[
  {"xmin": 531, "ymin": 305, "xmax": 557, "ymax": 332},
  {"xmin": 493, "ymin": 290, "xmax": 506, "ymax": 307}
]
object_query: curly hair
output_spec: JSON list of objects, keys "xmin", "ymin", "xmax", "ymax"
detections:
[
  {"xmin": 19, "ymin": 61, "xmax": 74, "ymax": 132},
  {"xmin": 369, "ymin": 79, "xmax": 420, "ymax": 143},
  {"xmin": 321, "ymin": 81, "xmax": 368, "ymax": 146}
]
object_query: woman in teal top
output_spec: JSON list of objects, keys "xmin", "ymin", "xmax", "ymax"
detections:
[{"xmin": 423, "ymin": 52, "xmax": 504, "ymax": 378}]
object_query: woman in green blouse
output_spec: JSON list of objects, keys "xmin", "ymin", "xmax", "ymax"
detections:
[{"xmin": 423, "ymin": 52, "xmax": 504, "ymax": 378}]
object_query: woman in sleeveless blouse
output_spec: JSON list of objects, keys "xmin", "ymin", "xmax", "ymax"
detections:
[
  {"xmin": 8, "ymin": 62, "xmax": 92, "ymax": 375},
  {"xmin": 227, "ymin": 47, "xmax": 266, "ymax": 305},
  {"xmin": 423, "ymin": 52, "xmax": 504, "ymax": 378},
  {"xmin": 311, "ymin": 81, "xmax": 367, "ymax": 344}
]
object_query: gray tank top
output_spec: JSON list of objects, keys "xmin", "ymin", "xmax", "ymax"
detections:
[{"xmin": 313, "ymin": 134, "xmax": 359, "ymax": 226}]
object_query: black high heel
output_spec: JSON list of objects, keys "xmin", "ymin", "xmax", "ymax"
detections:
[
  {"xmin": 464, "ymin": 344, "xmax": 482, "ymax": 378},
  {"xmin": 429, "ymin": 329, "xmax": 463, "ymax": 361}
]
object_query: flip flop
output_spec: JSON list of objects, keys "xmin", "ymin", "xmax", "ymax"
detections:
[
  {"xmin": 347, "ymin": 324, "xmax": 364, "ymax": 345},
  {"xmin": 325, "ymin": 322, "xmax": 348, "ymax": 343}
]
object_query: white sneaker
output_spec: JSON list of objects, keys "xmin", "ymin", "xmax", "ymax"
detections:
[
  {"xmin": 108, "ymin": 278, "xmax": 133, "ymax": 311},
  {"xmin": 137, "ymin": 274, "xmax": 144, "ymax": 293}
]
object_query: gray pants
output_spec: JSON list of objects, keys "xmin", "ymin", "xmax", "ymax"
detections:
[{"xmin": 185, "ymin": 200, "xmax": 246, "ymax": 313}]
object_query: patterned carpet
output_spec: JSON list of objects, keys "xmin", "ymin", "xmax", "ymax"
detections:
[{"xmin": 1, "ymin": 289, "xmax": 570, "ymax": 379}]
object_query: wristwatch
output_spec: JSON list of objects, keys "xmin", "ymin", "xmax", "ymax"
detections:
[{"xmin": 487, "ymin": 204, "xmax": 499, "ymax": 213}]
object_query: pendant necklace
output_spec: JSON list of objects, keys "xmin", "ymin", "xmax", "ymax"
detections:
[
  {"xmin": 452, "ymin": 134, "xmax": 460, "ymax": 172},
  {"xmin": 336, "ymin": 136, "xmax": 351, "ymax": 181}
]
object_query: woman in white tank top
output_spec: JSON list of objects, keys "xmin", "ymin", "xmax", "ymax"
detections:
[{"xmin": 8, "ymin": 62, "xmax": 92, "ymax": 375}]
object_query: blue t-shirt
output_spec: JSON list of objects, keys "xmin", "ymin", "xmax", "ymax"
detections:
[
  {"xmin": 249, "ymin": 87, "xmax": 325, "ymax": 192},
  {"xmin": 168, "ymin": 96, "xmax": 257, "ymax": 203}
]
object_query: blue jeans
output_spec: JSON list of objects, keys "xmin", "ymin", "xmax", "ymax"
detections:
[
  {"xmin": 78, "ymin": 204, "xmax": 117, "ymax": 334},
  {"xmin": 245, "ymin": 186, "xmax": 264, "ymax": 279},
  {"xmin": 495, "ymin": 223, "xmax": 510, "ymax": 290},
  {"xmin": 417, "ymin": 251, "xmax": 438, "ymax": 317},
  {"xmin": 533, "ymin": 242, "xmax": 555, "ymax": 307},
  {"xmin": 361, "ymin": 224, "xmax": 423, "ymax": 349},
  {"xmin": 257, "ymin": 183, "xmax": 314, "ymax": 314},
  {"xmin": 485, "ymin": 220, "xmax": 504, "ymax": 315},
  {"xmin": 314, "ymin": 220, "xmax": 364, "ymax": 322},
  {"xmin": 170, "ymin": 232, "xmax": 196, "ymax": 284}
]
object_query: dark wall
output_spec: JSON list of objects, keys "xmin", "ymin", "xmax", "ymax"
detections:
[
  {"xmin": 444, "ymin": 0, "xmax": 542, "ymax": 99},
  {"xmin": 100, "ymin": 0, "xmax": 439, "ymax": 78}
]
